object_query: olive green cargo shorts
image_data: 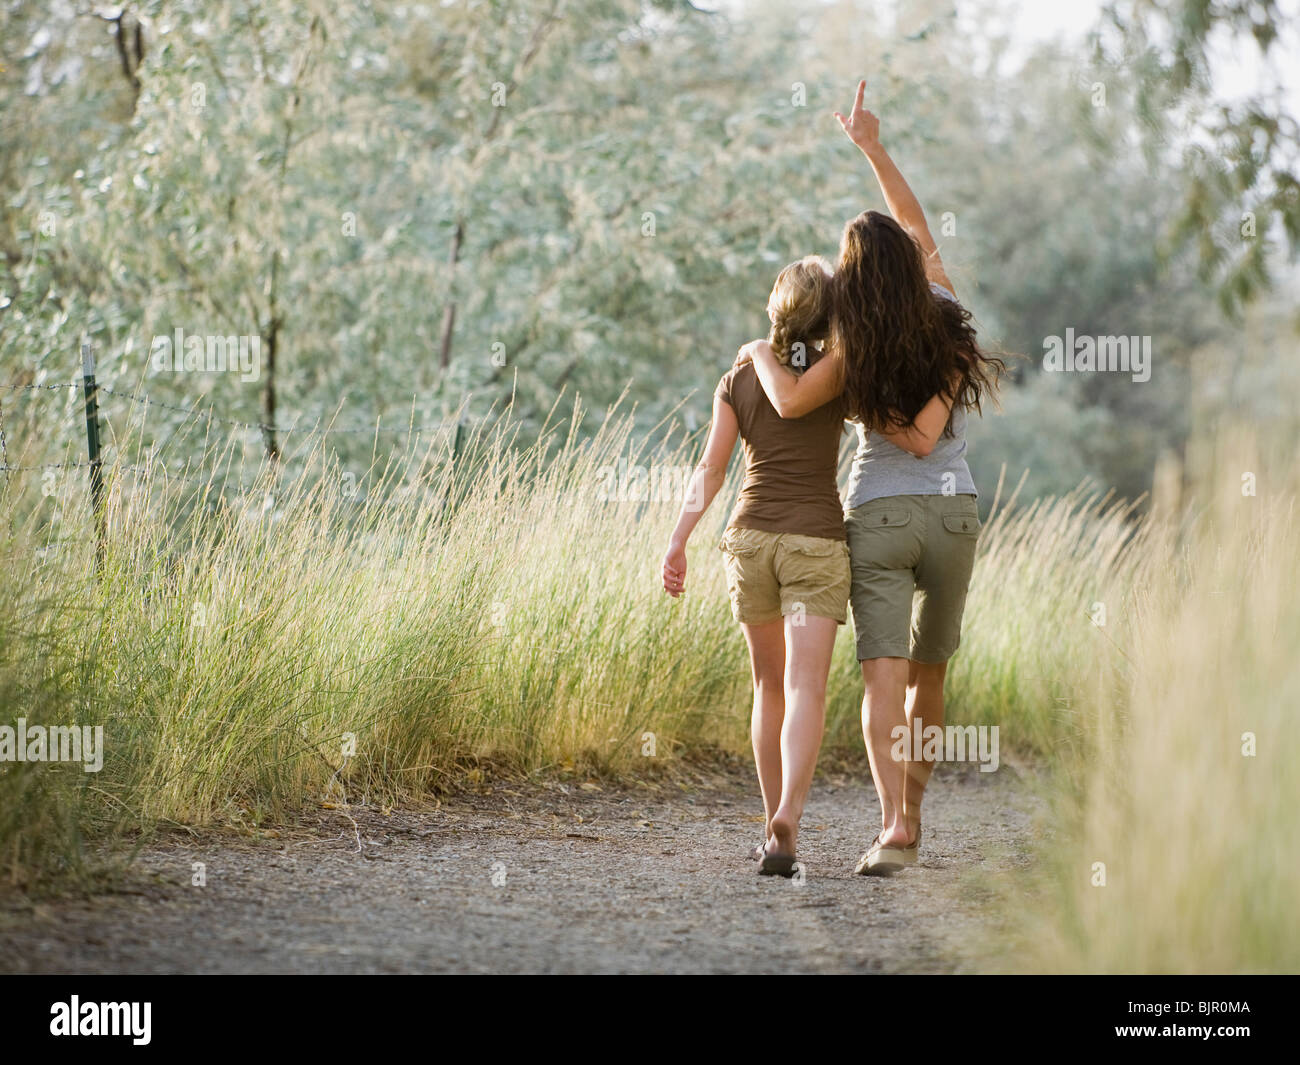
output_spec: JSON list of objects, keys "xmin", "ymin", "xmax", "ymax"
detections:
[
  {"xmin": 844, "ymin": 494, "xmax": 980, "ymax": 663},
  {"xmin": 718, "ymin": 526, "xmax": 851, "ymax": 625}
]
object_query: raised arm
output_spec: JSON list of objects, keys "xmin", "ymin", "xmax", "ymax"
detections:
[
  {"xmin": 835, "ymin": 81, "xmax": 955, "ymax": 297},
  {"xmin": 662, "ymin": 393, "xmax": 739, "ymax": 598},
  {"xmin": 740, "ymin": 340, "xmax": 844, "ymax": 419}
]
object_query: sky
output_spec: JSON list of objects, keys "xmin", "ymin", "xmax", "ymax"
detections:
[
  {"xmin": 724, "ymin": 0, "xmax": 1300, "ymax": 121},
  {"xmin": 1005, "ymin": 0, "xmax": 1300, "ymax": 119}
]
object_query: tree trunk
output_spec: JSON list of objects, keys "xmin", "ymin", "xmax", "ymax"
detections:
[
  {"xmin": 438, "ymin": 220, "xmax": 464, "ymax": 372},
  {"xmin": 262, "ymin": 318, "xmax": 279, "ymax": 462},
  {"xmin": 107, "ymin": 10, "xmax": 144, "ymax": 113}
]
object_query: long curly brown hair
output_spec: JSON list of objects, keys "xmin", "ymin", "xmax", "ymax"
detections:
[{"xmin": 832, "ymin": 210, "xmax": 1004, "ymax": 435}]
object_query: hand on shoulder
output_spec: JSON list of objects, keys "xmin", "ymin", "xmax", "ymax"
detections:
[{"xmin": 734, "ymin": 339, "xmax": 771, "ymax": 369}]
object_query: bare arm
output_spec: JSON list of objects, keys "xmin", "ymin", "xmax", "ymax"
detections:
[
  {"xmin": 877, "ymin": 389, "xmax": 955, "ymax": 457},
  {"xmin": 741, "ymin": 338, "xmax": 947, "ymax": 454},
  {"xmin": 740, "ymin": 340, "xmax": 844, "ymax": 419},
  {"xmin": 741, "ymin": 333, "xmax": 954, "ymax": 455},
  {"xmin": 835, "ymin": 81, "xmax": 955, "ymax": 297},
  {"xmin": 662, "ymin": 394, "xmax": 739, "ymax": 597}
]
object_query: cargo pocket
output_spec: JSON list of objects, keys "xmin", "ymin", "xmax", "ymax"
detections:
[
  {"xmin": 847, "ymin": 506, "xmax": 915, "ymax": 571},
  {"xmin": 853, "ymin": 508, "xmax": 912, "ymax": 530},
  {"xmin": 941, "ymin": 513, "xmax": 980, "ymax": 536},
  {"xmin": 719, "ymin": 527, "xmax": 764, "ymax": 557},
  {"xmin": 719, "ymin": 527, "xmax": 763, "ymax": 604},
  {"xmin": 777, "ymin": 535, "xmax": 845, "ymax": 588},
  {"xmin": 780, "ymin": 534, "xmax": 840, "ymax": 558}
]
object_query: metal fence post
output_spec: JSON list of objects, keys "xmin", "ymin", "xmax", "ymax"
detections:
[{"xmin": 82, "ymin": 343, "xmax": 106, "ymax": 570}]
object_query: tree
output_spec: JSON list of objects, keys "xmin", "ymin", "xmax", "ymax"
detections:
[{"xmin": 1096, "ymin": 0, "xmax": 1300, "ymax": 316}]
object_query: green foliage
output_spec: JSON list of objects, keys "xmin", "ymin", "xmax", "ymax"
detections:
[
  {"xmin": 7, "ymin": 0, "xmax": 1287, "ymax": 507},
  {"xmin": 1097, "ymin": 0, "xmax": 1300, "ymax": 317}
]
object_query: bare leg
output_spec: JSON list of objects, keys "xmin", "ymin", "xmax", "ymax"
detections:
[
  {"xmin": 741, "ymin": 618, "xmax": 786, "ymax": 844},
  {"xmin": 768, "ymin": 614, "xmax": 838, "ymax": 858},
  {"xmin": 861, "ymin": 656, "xmax": 910, "ymax": 848},
  {"xmin": 904, "ymin": 659, "xmax": 948, "ymax": 841}
]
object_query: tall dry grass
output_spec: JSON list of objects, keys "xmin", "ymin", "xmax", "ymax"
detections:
[
  {"xmin": 1, "ymin": 395, "xmax": 1136, "ymax": 887},
  {"xmin": 1, "ymin": 399, "xmax": 753, "ymax": 886},
  {"xmin": 5, "ymin": 398, "xmax": 1295, "ymax": 973},
  {"xmin": 997, "ymin": 429, "xmax": 1300, "ymax": 972}
]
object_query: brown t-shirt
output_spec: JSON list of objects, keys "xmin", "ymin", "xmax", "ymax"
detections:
[{"xmin": 714, "ymin": 354, "xmax": 847, "ymax": 541}]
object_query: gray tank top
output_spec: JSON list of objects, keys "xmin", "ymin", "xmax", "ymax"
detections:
[{"xmin": 844, "ymin": 283, "xmax": 977, "ymax": 508}]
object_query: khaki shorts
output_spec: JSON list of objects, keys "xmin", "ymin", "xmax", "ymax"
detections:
[
  {"xmin": 718, "ymin": 526, "xmax": 851, "ymax": 625},
  {"xmin": 844, "ymin": 494, "xmax": 980, "ymax": 663}
]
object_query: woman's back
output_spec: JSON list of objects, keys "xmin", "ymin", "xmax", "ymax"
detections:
[
  {"xmin": 844, "ymin": 282, "xmax": 976, "ymax": 507},
  {"xmin": 714, "ymin": 353, "xmax": 847, "ymax": 541}
]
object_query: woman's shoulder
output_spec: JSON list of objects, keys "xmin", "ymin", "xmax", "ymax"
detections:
[
  {"xmin": 714, "ymin": 366, "xmax": 736, "ymax": 398},
  {"xmin": 930, "ymin": 280, "xmax": 958, "ymax": 303},
  {"xmin": 716, "ymin": 356, "xmax": 758, "ymax": 396}
]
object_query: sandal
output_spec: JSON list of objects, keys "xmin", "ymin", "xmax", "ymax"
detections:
[
  {"xmin": 854, "ymin": 832, "xmax": 907, "ymax": 876},
  {"xmin": 901, "ymin": 825, "xmax": 921, "ymax": 866},
  {"xmin": 758, "ymin": 841, "xmax": 798, "ymax": 878}
]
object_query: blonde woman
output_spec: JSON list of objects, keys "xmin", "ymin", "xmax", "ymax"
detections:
[{"xmin": 661, "ymin": 257, "xmax": 850, "ymax": 876}]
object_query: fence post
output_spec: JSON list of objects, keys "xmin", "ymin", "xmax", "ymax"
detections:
[{"xmin": 82, "ymin": 342, "xmax": 106, "ymax": 570}]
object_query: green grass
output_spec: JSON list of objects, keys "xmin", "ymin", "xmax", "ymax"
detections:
[
  {"xmin": 0, "ymin": 400, "xmax": 749, "ymax": 887},
  {"xmin": 0, "ymin": 393, "xmax": 1143, "ymax": 880},
  {"xmin": 2, "ymin": 403, "xmax": 1297, "ymax": 972}
]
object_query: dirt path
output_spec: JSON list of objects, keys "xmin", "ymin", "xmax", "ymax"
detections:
[{"xmin": 0, "ymin": 761, "xmax": 1039, "ymax": 974}]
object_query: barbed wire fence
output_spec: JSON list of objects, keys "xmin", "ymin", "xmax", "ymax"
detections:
[{"xmin": 0, "ymin": 343, "xmax": 472, "ymax": 560}]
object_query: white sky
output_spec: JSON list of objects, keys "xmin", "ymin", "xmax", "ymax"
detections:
[
  {"xmin": 984, "ymin": 0, "xmax": 1107, "ymax": 54},
  {"xmin": 723, "ymin": 0, "xmax": 1300, "ymax": 121},
  {"xmin": 1003, "ymin": 0, "xmax": 1300, "ymax": 119}
]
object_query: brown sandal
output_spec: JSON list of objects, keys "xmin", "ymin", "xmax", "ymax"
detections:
[{"xmin": 758, "ymin": 841, "xmax": 798, "ymax": 878}]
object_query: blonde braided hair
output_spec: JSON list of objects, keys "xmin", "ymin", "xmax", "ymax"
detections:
[{"xmin": 766, "ymin": 255, "xmax": 834, "ymax": 374}]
